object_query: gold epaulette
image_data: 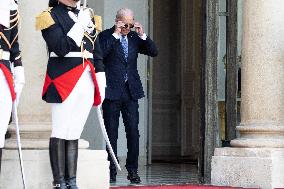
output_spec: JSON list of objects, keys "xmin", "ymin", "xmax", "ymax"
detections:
[
  {"xmin": 35, "ymin": 7, "xmax": 55, "ymax": 31},
  {"xmin": 93, "ymin": 15, "xmax": 102, "ymax": 32}
]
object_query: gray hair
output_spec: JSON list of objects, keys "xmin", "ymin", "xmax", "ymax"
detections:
[{"xmin": 116, "ymin": 8, "xmax": 134, "ymax": 20}]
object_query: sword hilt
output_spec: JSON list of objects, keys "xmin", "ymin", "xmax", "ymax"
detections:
[
  {"xmin": 83, "ymin": 0, "xmax": 87, "ymax": 8},
  {"xmin": 82, "ymin": 0, "xmax": 95, "ymax": 19}
]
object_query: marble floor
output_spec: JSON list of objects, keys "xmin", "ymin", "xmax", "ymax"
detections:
[{"xmin": 110, "ymin": 163, "xmax": 199, "ymax": 187}]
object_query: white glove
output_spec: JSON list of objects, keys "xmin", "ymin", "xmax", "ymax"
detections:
[
  {"xmin": 68, "ymin": 10, "xmax": 94, "ymax": 46},
  {"xmin": 70, "ymin": 9, "xmax": 92, "ymax": 30},
  {"xmin": 96, "ymin": 72, "xmax": 106, "ymax": 104},
  {"xmin": 13, "ymin": 66, "xmax": 25, "ymax": 106}
]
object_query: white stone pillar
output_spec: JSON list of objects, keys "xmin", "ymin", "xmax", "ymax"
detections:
[
  {"xmin": 0, "ymin": 1, "xmax": 110, "ymax": 188},
  {"xmin": 211, "ymin": 0, "xmax": 284, "ymax": 188}
]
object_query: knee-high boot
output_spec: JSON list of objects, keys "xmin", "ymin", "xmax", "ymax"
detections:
[
  {"xmin": 65, "ymin": 140, "xmax": 79, "ymax": 189},
  {"xmin": 49, "ymin": 138, "xmax": 67, "ymax": 189},
  {"xmin": 0, "ymin": 148, "xmax": 2, "ymax": 173}
]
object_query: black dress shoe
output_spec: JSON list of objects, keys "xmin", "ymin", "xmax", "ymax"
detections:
[{"xmin": 127, "ymin": 171, "xmax": 141, "ymax": 184}]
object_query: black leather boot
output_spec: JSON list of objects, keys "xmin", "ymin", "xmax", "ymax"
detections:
[
  {"xmin": 0, "ymin": 148, "xmax": 2, "ymax": 174},
  {"xmin": 65, "ymin": 140, "xmax": 79, "ymax": 189},
  {"xmin": 49, "ymin": 138, "xmax": 67, "ymax": 189}
]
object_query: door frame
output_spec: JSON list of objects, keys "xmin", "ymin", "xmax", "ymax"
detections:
[
  {"xmin": 199, "ymin": 0, "xmax": 220, "ymax": 184},
  {"xmin": 225, "ymin": 0, "xmax": 238, "ymax": 142},
  {"xmin": 199, "ymin": 0, "xmax": 240, "ymax": 183}
]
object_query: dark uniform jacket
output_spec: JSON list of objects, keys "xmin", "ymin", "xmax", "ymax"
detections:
[
  {"xmin": 98, "ymin": 26, "xmax": 158, "ymax": 100},
  {"xmin": 0, "ymin": 9, "xmax": 22, "ymax": 101},
  {"xmin": 37, "ymin": 3, "xmax": 104, "ymax": 104}
]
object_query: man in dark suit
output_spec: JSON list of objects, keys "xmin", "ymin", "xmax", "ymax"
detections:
[{"xmin": 99, "ymin": 7, "xmax": 158, "ymax": 184}]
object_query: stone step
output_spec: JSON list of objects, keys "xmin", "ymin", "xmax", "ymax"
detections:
[
  {"xmin": 0, "ymin": 149, "xmax": 109, "ymax": 189},
  {"xmin": 8, "ymin": 122, "xmax": 51, "ymax": 139}
]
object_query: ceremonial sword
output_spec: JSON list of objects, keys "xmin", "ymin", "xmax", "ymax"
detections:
[
  {"xmin": 11, "ymin": 0, "xmax": 27, "ymax": 187},
  {"xmin": 82, "ymin": 0, "xmax": 121, "ymax": 171},
  {"xmin": 12, "ymin": 100, "xmax": 27, "ymax": 189}
]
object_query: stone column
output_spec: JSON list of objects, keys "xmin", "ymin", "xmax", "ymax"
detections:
[
  {"xmin": 211, "ymin": 0, "xmax": 284, "ymax": 188},
  {"xmin": 0, "ymin": 1, "xmax": 109, "ymax": 188}
]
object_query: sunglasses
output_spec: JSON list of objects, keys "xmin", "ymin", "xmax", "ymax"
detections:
[{"xmin": 123, "ymin": 23, "xmax": 134, "ymax": 29}]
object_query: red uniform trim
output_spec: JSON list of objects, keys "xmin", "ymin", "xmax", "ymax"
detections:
[
  {"xmin": 0, "ymin": 63, "xmax": 16, "ymax": 101},
  {"xmin": 86, "ymin": 60, "xmax": 101, "ymax": 106},
  {"xmin": 53, "ymin": 64, "xmax": 86, "ymax": 102},
  {"xmin": 42, "ymin": 60, "xmax": 101, "ymax": 106},
  {"xmin": 42, "ymin": 73, "xmax": 51, "ymax": 97}
]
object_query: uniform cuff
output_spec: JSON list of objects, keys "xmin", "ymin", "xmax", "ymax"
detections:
[{"xmin": 14, "ymin": 66, "xmax": 25, "ymax": 84}]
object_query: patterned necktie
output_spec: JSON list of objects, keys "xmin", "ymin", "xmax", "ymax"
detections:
[
  {"xmin": 121, "ymin": 35, "xmax": 128, "ymax": 60},
  {"xmin": 121, "ymin": 35, "xmax": 128, "ymax": 82}
]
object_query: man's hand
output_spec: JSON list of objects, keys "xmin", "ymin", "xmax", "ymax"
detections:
[
  {"xmin": 13, "ymin": 66, "xmax": 25, "ymax": 106},
  {"xmin": 14, "ymin": 82, "xmax": 24, "ymax": 105},
  {"xmin": 134, "ymin": 22, "xmax": 144, "ymax": 36},
  {"xmin": 96, "ymin": 72, "xmax": 106, "ymax": 104},
  {"xmin": 69, "ymin": 9, "xmax": 94, "ymax": 33},
  {"xmin": 67, "ymin": 9, "xmax": 94, "ymax": 46},
  {"xmin": 114, "ymin": 21, "xmax": 125, "ymax": 35}
]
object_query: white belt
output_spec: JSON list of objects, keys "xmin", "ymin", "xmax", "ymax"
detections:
[
  {"xmin": 0, "ymin": 50, "xmax": 10, "ymax": 60},
  {"xmin": 50, "ymin": 51, "xmax": 94, "ymax": 59}
]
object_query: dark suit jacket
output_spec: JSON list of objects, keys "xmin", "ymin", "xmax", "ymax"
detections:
[{"xmin": 99, "ymin": 26, "xmax": 158, "ymax": 100}]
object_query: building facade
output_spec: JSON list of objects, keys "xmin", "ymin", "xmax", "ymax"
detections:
[{"xmin": 1, "ymin": 0, "xmax": 283, "ymax": 188}]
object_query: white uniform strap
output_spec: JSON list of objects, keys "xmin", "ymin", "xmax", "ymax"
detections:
[{"xmin": 50, "ymin": 51, "xmax": 94, "ymax": 59}]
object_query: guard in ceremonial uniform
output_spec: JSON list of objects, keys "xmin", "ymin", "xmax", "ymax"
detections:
[
  {"xmin": 0, "ymin": 0, "xmax": 25, "ymax": 173},
  {"xmin": 36, "ymin": 0, "xmax": 105, "ymax": 188}
]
